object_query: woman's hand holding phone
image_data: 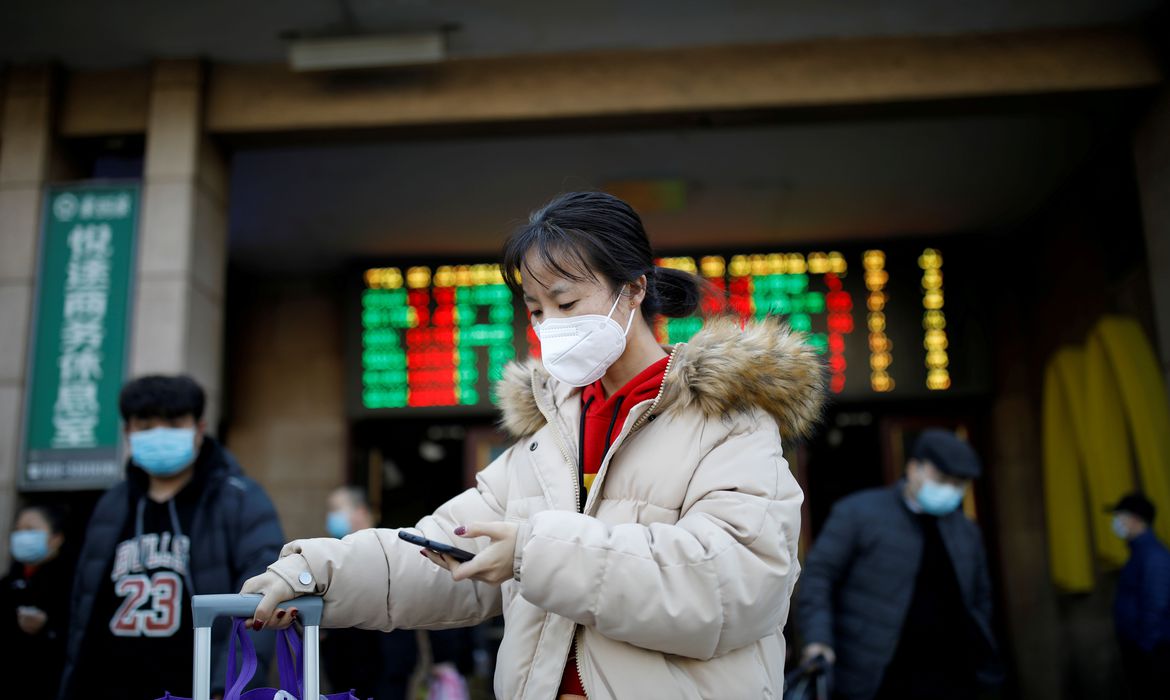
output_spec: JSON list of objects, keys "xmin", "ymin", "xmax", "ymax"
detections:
[{"xmin": 419, "ymin": 522, "xmax": 519, "ymax": 586}]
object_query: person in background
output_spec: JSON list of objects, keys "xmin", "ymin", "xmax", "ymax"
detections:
[
  {"xmin": 1108, "ymin": 492, "xmax": 1170, "ymax": 698},
  {"xmin": 2, "ymin": 503, "xmax": 73, "ymax": 697},
  {"xmin": 796, "ymin": 428, "xmax": 1002, "ymax": 700},
  {"xmin": 323, "ymin": 485, "xmax": 476, "ymax": 700},
  {"xmin": 58, "ymin": 375, "xmax": 285, "ymax": 700}
]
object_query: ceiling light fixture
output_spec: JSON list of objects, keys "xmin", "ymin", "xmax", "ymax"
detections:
[{"xmin": 288, "ymin": 31, "xmax": 446, "ymax": 71}]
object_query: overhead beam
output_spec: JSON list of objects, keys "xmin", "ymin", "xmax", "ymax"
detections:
[
  {"xmin": 205, "ymin": 28, "xmax": 1161, "ymax": 134},
  {"xmin": 58, "ymin": 27, "xmax": 1162, "ymax": 138},
  {"xmin": 60, "ymin": 67, "xmax": 150, "ymax": 136}
]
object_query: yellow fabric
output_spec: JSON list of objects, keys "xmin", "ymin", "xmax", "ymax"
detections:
[
  {"xmin": 1042, "ymin": 315, "xmax": 1170, "ymax": 591},
  {"xmin": 1083, "ymin": 331, "xmax": 1135, "ymax": 567},
  {"xmin": 1043, "ymin": 349, "xmax": 1095, "ymax": 591},
  {"xmin": 1094, "ymin": 317, "xmax": 1170, "ymax": 546}
]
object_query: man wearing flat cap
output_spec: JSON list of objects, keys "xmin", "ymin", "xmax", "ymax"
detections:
[
  {"xmin": 1107, "ymin": 492, "xmax": 1170, "ymax": 697},
  {"xmin": 796, "ymin": 429, "xmax": 1002, "ymax": 700}
]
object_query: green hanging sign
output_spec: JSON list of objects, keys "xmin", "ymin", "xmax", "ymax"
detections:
[{"xmin": 20, "ymin": 183, "xmax": 139, "ymax": 490}]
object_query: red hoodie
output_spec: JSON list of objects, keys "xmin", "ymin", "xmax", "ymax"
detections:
[{"xmin": 559, "ymin": 355, "xmax": 670, "ymax": 697}]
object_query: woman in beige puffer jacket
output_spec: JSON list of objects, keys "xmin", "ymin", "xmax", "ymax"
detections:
[{"xmin": 243, "ymin": 192, "xmax": 826, "ymax": 699}]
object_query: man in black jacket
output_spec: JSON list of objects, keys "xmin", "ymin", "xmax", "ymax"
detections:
[
  {"xmin": 58, "ymin": 375, "xmax": 284, "ymax": 700},
  {"xmin": 796, "ymin": 429, "xmax": 1002, "ymax": 700}
]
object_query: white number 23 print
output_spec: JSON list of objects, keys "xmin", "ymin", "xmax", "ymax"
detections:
[{"xmin": 110, "ymin": 572, "xmax": 182, "ymax": 637}]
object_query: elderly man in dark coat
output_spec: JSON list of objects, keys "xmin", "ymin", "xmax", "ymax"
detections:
[{"xmin": 796, "ymin": 429, "xmax": 1003, "ymax": 700}]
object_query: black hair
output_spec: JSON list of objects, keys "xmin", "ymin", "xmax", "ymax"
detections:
[
  {"xmin": 119, "ymin": 374, "xmax": 206, "ymax": 422},
  {"xmin": 337, "ymin": 486, "xmax": 371, "ymax": 510},
  {"xmin": 502, "ymin": 191, "xmax": 707, "ymax": 319},
  {"xmin": 16, "ymin": 503, "xmax": 67, "ymax": 534}
]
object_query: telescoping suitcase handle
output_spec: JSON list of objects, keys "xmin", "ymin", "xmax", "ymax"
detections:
[{"xmin": 191, "ymin": 593, "xmax": 324, "ymax": 700}]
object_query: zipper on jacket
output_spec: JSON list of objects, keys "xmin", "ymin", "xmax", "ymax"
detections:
[
  {"xmin": 578, "ymin": 344, "xmax": 685, "ymax": 516},
  {"xmin": 627, "ymin": 344, "xmax": 683, "ymax": 435},
  {"xmin": 573, "ymin": 625, "xmax": 591, "ymax": 699},
  {"xmin": 531, "ymin": 371, "xmax": 582, "ymax": 512}
]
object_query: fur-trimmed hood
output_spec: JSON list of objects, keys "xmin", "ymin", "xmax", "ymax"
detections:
[{"xmin": 497, "ymin": 315, "xmax": 827, "ymax": 441}]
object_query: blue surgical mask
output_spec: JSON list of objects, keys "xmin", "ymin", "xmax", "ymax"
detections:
[
  {"xmin": 1112, "ymin": 515, "xmax": 1130, "ymax": 540},
  {"xmin": 916, "ymin": 479, "xmax": 966, "ymax": 516},
  {"xmin": 10, "ymin": 530, "xmax": 50, "ymax": 564},
  {"xmin": 130, "ymin": 427, "xmax": 197, "ymax": 476},
  {"xmin": 327, "ymin": 511, "xmax": 352, "ymax": 539}
]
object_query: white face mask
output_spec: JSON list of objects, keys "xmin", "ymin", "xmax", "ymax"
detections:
[{"xmin": 532, "ymin": 288, "xmax": 635, "ymax": 387}]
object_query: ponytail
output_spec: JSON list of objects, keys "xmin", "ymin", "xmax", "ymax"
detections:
[{"xmin": 646, "ymin": 267, "xmax": 709, "ymax": 318}]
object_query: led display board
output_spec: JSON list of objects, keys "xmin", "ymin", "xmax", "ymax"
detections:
[{"xmin": 350, "ymin": 244, "xmax": 987, "ymax": 415}]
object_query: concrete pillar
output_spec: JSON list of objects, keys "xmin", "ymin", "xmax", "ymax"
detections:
[
  {"xmin": 131, "ymin": 60, "xmax": 229, "ymax": 430},
  {"xmin": 0, "ymin": 66, "xmax": 56, "ymax": 559},
  {"xmin": 1136, "ymin": 88, "xmax": 1170, "ymax": 394}
]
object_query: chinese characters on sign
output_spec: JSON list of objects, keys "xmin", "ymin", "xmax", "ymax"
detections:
[
  {"xmin": 22, "ymin": 185, "xmax": 138, "ymax": 490},
  {"xmin": 53, "ymin": 223, "xmax": 114, "ymax": 447}
]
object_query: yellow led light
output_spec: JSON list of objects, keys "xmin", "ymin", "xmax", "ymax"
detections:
[
  {"xmin": 865, "ymin": 249, "xmax": 891, "ymax": 392},
  {"xmin": 455, "ymin": 265, "xmax": 473, "ymax": 287},
  {"xmin": 660, "ymin": 257, "xmax": 698, "ymax": 273},
  {"xmin": 919, "ymin": 249, "xmax": 942, "ymax": 270},
  {"xmin": 828, "ymin": 252, "xmax": 848, "ymax": 275},
  {"xmin": 786, "ymin": 253, "xmax": 807, "ymax": 274},
  {"xmin": 750, "ymin": 255, "xmax": 768, "ymax": 276},
  {"xmin": 700, "ymin": 256, "xmax": 726, "ymax": 278},
  {"xmin": 434, "ymin": 266, "xmax": 454, "ymax": 287},
  {"xmin": 365, "ymin": 267, "xmax": 405, "ymax": 290},
  {"xmin": 863, "ymin": 250, "xmax": 885, "ymax": 271},
  {"xmin": 808, "ymin": 252, "xmax": 829, "ymax": 274},
  {"xmin": 864, "ymin": 270, "xmax": 889, "ymax": 291},
  {"xmin": 927, "ymin": 370, "xmax": 951, "ymax": 391},
  {"xmin": 406, "ymin": 266, "xmax": 431, "ymax": 289},
  {"xmin": 729, "ymin": 255, "xmax": 750, "ymax": 277},
  {"xmin": 920, "ymin": 248, "xmax": 949, "ymax": 390}
]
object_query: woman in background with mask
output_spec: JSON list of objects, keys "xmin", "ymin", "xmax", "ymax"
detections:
[
  {"xmin": 243, "ymin": 191, "xmax": 826, "ymax": 699},
  {"xmin": 2, "ymin": 503, "xmax": 71, "ymax": 697}
]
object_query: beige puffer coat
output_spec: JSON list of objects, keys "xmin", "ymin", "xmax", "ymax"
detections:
[{"xmin": 267, "ymin": 317, "xmax": 825, "ymax": 699}]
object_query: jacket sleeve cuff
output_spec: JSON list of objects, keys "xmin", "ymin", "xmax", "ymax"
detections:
[
  {"xmin": 513, "ymin": 520, "xmax": 534, "ymax": 582},
  {"xmin": 267, "ymin": 551, "xmax": 323, "ymax": 595}
]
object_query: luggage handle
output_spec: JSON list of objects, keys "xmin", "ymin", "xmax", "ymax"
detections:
[{"xmin": 191, "ymin": 593, "xmax": 324, "ymax": 700}]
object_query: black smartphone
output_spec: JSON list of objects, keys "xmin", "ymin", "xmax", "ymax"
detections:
[{"xmin": 397, "ymin": 530, "xmax": 476, "ymax": 563}]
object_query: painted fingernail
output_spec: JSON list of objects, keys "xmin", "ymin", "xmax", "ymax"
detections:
[
  {"xmin": 454, "ymin": 526, "xmax": 467, "ymax": 536},
  {"xmin": 276, "ymin": 610, "xmax": 286, "ymax": 619},
  {"xmin": 420, "ymin": 549, "xmax": 428, "ymax": 556},
  {"xmin": 290, "ymin": 609, "xmax": 298, "ymax": 619},
  {"xmin": 253, "ymin": 619, "xmax": 264, "ymax": 631}
]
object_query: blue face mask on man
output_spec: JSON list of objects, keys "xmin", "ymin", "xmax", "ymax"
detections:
[
  {"xmin": 10, "ymin": 529, "xmax": 50, "ymax": 564},
  {"xmin": 129, "ymin": 427, "xmax": 197, "ymax": 476},
  {"xmin": 326, "ymin": 511, "xmax": 352, "ymax": 539},
  {"xmin": 916, "ymin": 478, "xmax": 966, "ymax": 516}
]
